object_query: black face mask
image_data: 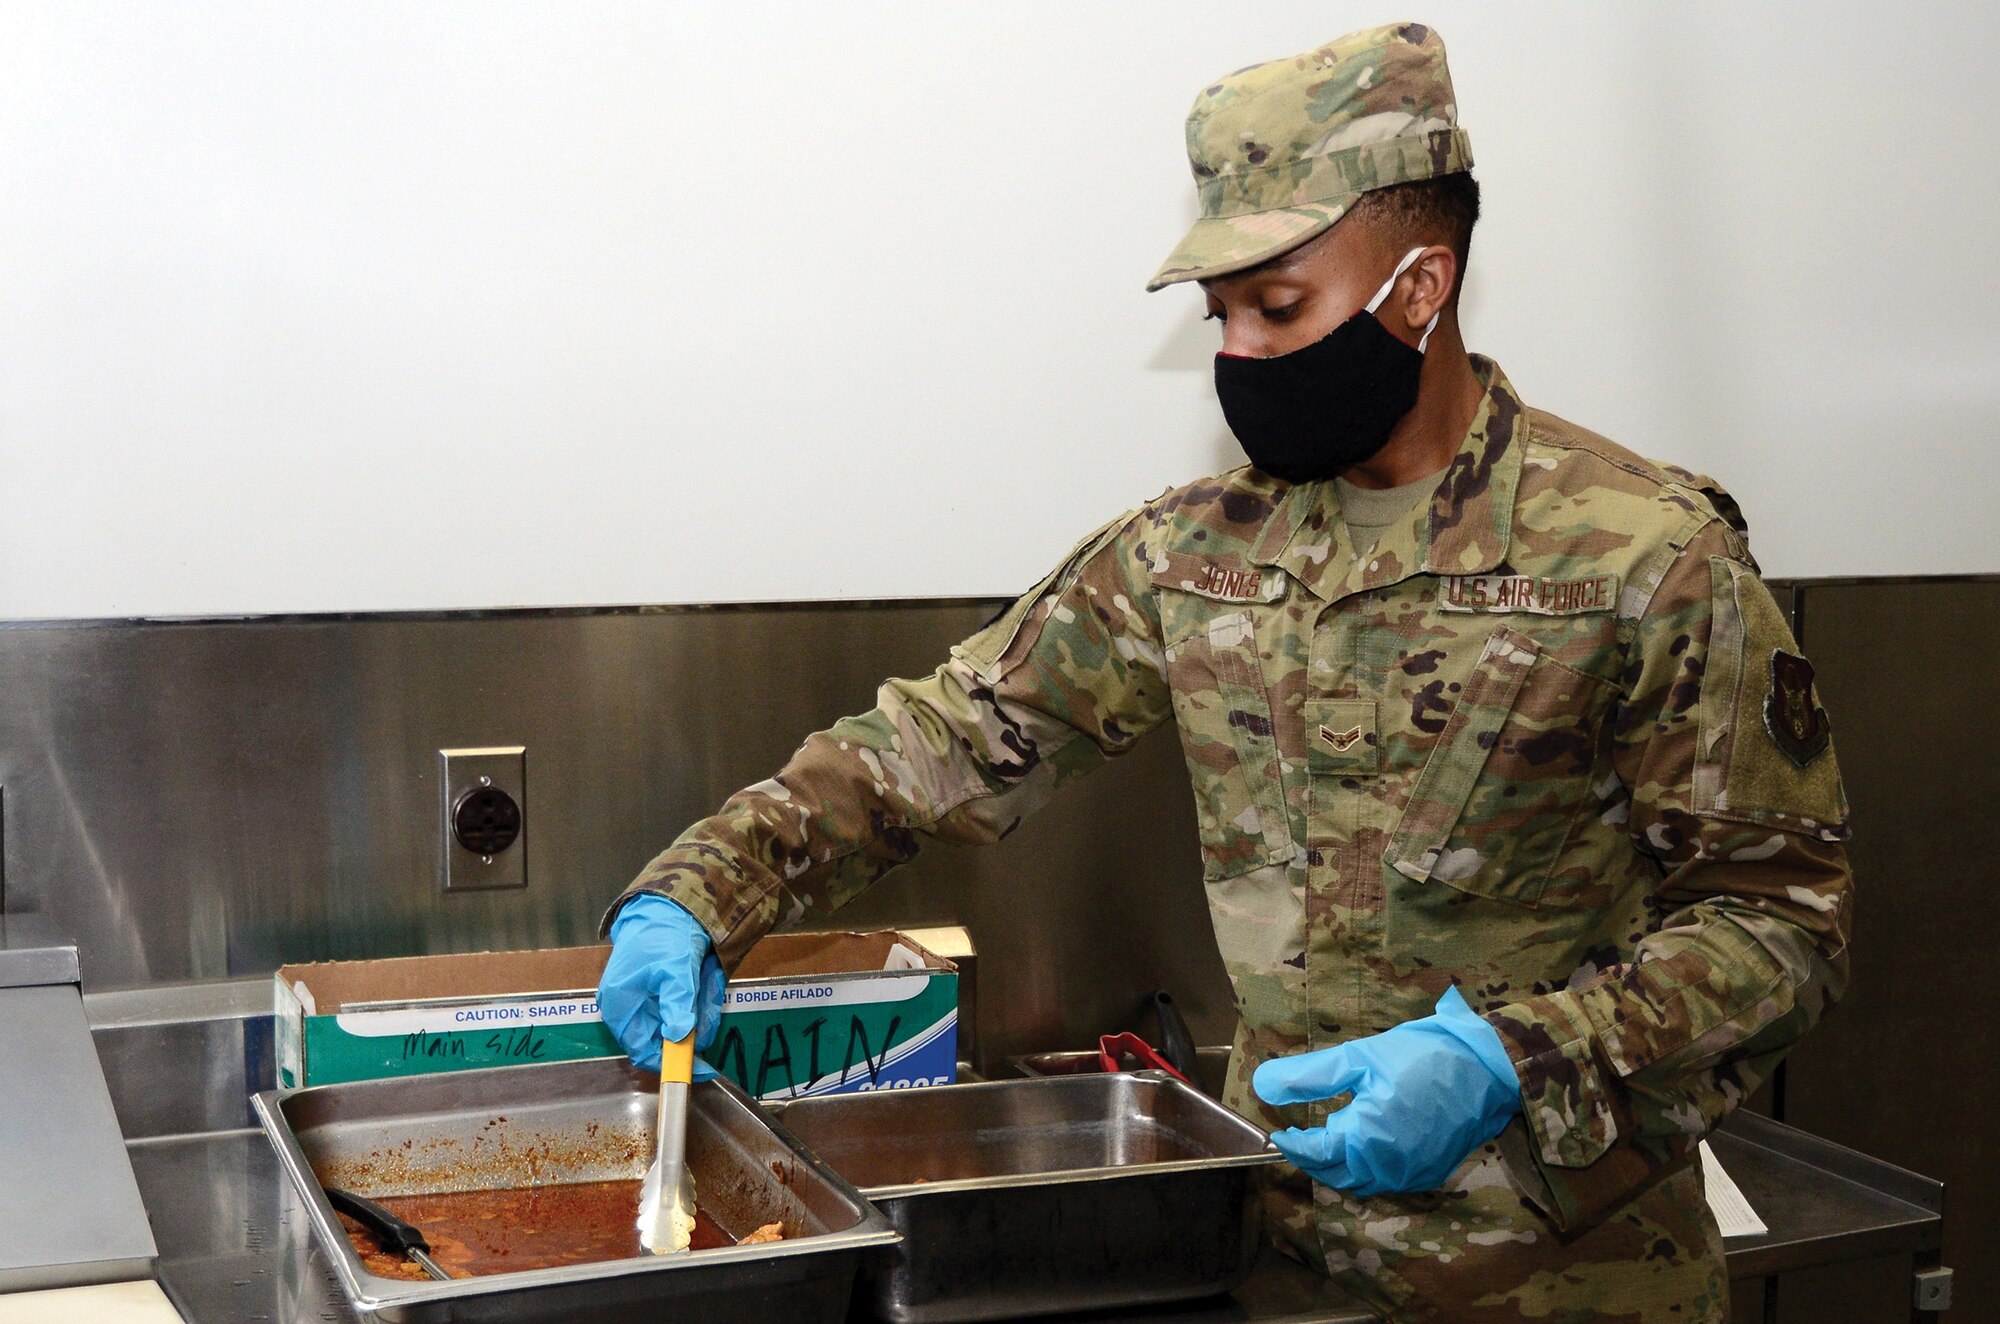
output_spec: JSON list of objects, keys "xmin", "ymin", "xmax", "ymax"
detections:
[{"xmin": 1212, "ymin": 245, "xmax": 1436, "ymax": 483}]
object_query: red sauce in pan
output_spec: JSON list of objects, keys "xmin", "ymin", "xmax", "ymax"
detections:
[{"xmin": 339, "ymin": 1178, "xmax": 735, "ymax": 1280}]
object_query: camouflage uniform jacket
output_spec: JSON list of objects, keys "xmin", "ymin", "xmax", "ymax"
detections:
[{"xmin": 609, "ymin": 359, "xmax": 1852, "ymax": 1322}]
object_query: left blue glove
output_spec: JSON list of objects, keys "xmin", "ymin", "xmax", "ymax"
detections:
[
  {"xmin": 598, "ymin": 895, "xmax": 726, "ymax": 1080},
  {"xmin": 1252, "ymin": 985, "xmax": 1522, "ymax": 1197}
]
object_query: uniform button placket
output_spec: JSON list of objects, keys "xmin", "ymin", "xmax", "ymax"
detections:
[{"xmin": 1303, "ymin": 604, "xmax": 1351, "ymax": 1069}]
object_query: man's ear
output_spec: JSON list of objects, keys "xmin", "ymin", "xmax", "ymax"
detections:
[{"xmin": 1400, "ymin": 244, "xmax": 1459, "ymax": 331}]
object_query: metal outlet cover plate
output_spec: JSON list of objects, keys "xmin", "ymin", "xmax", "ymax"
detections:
[{"xmin": 439, "ymin": 746, "xmax": 527, "ymax": 892}]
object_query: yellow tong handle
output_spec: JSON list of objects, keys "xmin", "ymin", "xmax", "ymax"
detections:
[{"xmin": 660, "ymin": 1030, "xmax": 696, "ymax": 1085}]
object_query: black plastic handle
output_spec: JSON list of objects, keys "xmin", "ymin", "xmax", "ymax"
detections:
[
  {"xmin": 1150, "ymin": 990, "xmax": 1200, "ymax": 1082},
  {"xmin": 325, "ymin": 1186, "xmax": 432, "ymax": 1257}
]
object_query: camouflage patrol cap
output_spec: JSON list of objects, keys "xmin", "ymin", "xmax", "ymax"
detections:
[{"xmin": 1147, "ymin": 22, "xmax": 1474, "ymax": 292}]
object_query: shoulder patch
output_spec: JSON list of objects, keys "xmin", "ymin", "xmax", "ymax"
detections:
[
  {"xmin": 1694, "ymin": 557, "xmax": 1847, "ymax": 835},
  {"xmin": 1764, "ymin": 650, "xmax": 1831, "ymax": 768}
]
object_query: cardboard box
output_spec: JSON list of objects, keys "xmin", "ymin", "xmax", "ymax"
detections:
[
  {"xmin": 274, "ymin": 931, "xmax": 957, "ymax": 1097},
  {"xmin": 710, "ymin": 931, "xmax": 958, "ymax": 1101},
  {"xmin": 274, "ymin": 947, "xmax": 618, "ymax": 1088}
]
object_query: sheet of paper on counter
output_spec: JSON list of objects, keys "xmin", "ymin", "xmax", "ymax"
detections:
[
  {"xmin": 0, "ymin": 1280, "xmax": 184, "ymax": 1323},
  {"xmin": 1700, "ymin": 1140, "xmax": 1768, "ymax": 1238}
]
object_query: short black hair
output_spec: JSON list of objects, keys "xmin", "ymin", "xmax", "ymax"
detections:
[{"xmin": 1348, "ymin": 171, "xmax": 1481, "ymax": 281}]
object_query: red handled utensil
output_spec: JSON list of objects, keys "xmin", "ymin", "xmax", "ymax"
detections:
[{"xmin": 1097, "ymin": 1032, "xmax": 1192, "ymax": 1084}]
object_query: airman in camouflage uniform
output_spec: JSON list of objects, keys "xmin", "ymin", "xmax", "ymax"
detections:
[{"xmin": 607, "ymin": 23, "xmax": 1850, "ymax": 1323}]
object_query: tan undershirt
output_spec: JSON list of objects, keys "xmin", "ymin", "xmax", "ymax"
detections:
[{"xmin": 1334, "ymin": 472, "xmax": 1437, "ymax": 552}]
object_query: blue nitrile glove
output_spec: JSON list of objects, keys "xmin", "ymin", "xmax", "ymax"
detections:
[
  {"xmin": 598, "ymin": 895, "xmax": 726, "ymax": 1080},
  {"xmin": 1252, "ymin": 985, "xmax": 1522, "ymax": 1197}
]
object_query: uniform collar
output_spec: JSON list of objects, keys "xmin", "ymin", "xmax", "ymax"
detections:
[{"xmin": 1248, "ymin": 355, "xmax": 1525, "ymax": 602}]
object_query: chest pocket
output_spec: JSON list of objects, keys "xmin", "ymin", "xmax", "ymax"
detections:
[
  {"xmin": 1386, "ymin": 626, "xmax": 1610, "ymax": 907},
  {"xmin": 1155, "ymin": 569, "xmax": 1297, "ymax": 881}
]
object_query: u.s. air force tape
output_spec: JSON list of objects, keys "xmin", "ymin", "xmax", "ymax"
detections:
[{"xmin": 1437, "ymin": 574, "xmax": 1618, "ymax": 616}]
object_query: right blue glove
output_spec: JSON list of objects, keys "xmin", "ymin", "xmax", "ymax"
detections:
[{"xmin": 598, "ymin": 895, "xmax": 726, "ymax": 1079}]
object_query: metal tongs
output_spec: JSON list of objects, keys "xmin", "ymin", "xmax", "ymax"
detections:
[
  {"xmin": 637, "ymin": 1031, "xmax": 697, "ymax": 1253},
  {"xmin": 1094, "ymin": 989, "xmax": 1200, "ymax": 1086},
  {"xmin": 1097, "ymin": 1032, "xmax": 1192, "ymax": 1083}
]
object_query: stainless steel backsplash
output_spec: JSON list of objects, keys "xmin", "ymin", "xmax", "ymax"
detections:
[{"xmin": 0, "ymin": 602, "xmax": 1229, "ymax": 1065}]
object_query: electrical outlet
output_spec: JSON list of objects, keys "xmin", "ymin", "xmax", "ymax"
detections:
[{"xmin": 439, "ymin": 747, "xmax": 527, "ymax": 892}]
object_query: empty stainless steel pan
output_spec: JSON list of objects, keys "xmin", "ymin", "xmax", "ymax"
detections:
[
  {"xmin": 253, "ymin": 1057, "xmax": 897, "ymax": 1323},
  {"xmin": 771, "ymin": 1070, "xmax": 1280, "ymax": 1323}
]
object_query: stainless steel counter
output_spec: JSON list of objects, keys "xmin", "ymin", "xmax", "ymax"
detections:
[
  {"xmin": 89, "ymin": 984, "xmax": 1946, "ymax": 1323},
  {"xmin": 0, "ymin": 918, "xmax": 157, "ymax": 1294},
  {"xmin": 126, "ymin": 1129, "xmax": 351, "ymax": 1324}
]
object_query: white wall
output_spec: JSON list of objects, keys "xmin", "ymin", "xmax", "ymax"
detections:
[{"xmin": 4, "ymin": 2, "xmax": 1996, "ymax": 619}]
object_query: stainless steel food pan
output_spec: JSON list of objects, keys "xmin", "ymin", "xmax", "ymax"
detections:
[
  {"xmin": 772, "ymin": 1071, "xmax": 1280, "ymax": 1323},
  {"xmin": 253, "ymin": 1057, "xmax": 897, "ymax": 1324}
]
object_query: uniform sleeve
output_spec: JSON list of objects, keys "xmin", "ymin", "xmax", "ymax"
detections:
[
  {"xmin": 1484, "ymin": 516, "xmax": 1853, "ymax": 1232},
  {"xmin": 599, "ymin": 509, "xmax": 1174, "ymax": 969}
]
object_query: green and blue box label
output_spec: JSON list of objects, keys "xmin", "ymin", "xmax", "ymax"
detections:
[{"xmin": 707, "ymin": 967, "xmax": 958, "ymax": 1099}]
